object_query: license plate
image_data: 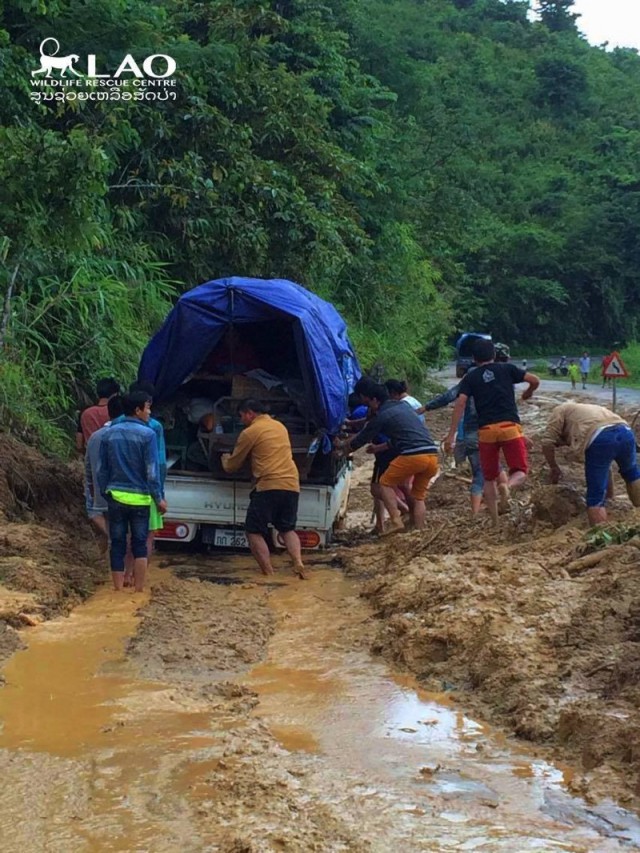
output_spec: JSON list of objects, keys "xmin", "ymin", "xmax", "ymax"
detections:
[{"xmin": 209, "ymin": 528, "xmax": 248, "ymax": 548}]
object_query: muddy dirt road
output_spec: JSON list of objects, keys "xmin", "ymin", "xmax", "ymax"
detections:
[
  {"xmin": 2, "ymin": 394, "xmax": 640, "ymax": 849},
  {"xmin": 1, "ymin": 556, "xmax": 639, "ymax": 851}
]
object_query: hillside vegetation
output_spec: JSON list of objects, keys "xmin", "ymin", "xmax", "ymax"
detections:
[{"xmin": 1, "ymin": 0, "xmax": 639, "ymax": 451}]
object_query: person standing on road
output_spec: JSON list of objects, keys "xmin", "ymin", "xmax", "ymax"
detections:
[
  {"xmin": 84, "ymin": 395, "xmax": 124, "ymax": 552},
  {"xmin": 98, "ymin": 391, "xmax": 167, "ymax": 592},
  {"xmin": 601, "ymin": 353, "xmax": 613, "ymax": 389},
  {"xmin": 336, "ymin": 384, "xmax": 439, "ymax": 534},
  {"xmin": 444, "ymin": 339, "xmax": 540, "ymax": 524},
  {"xmin": 541, "ymin": 402, "xmax": 640, "ymax": 526},
  {"xmin": 221, "ymin": 399, "xmax": 307, "ymax": 579},
  {"xmin": 112, "ymin": 381, "xmax": 168, "ymax": 581},
  {"xmin": 568, "ymin": 360, "xmax": 580, "ymax": 390},
  {"xmin": 76, "ymin": 377, "xmax": 120, "ymax": 454},
  {"xmin": 579, "ymin": 352, "xmax": 591, "ymax": 390}
]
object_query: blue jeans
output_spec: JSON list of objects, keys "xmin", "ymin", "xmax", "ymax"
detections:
[
  {"xmin": 585, "ymin": 425, "xmax": 640, "ymax": 507},
  {"xmin": 106, "ymin": 497, "xmax": 150, "ymax": 571},
  {"xmin": 467, "ymin": 449, "xmax": 484, "ymax": 496}
]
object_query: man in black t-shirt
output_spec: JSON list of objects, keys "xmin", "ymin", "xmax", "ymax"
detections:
[{"xmin": 445, "ymin": 339, "xmax": 539, "ymax": 523}]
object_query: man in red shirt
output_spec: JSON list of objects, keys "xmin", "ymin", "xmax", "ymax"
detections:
[{"xmin": 76, "ymin": 377, "xmax": 120, "ymax": 453}]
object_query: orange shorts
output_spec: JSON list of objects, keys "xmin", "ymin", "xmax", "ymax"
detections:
[
  {"xmin": 478, "ymin": 421, "xmax": 523, "ymax": 443},
  {"xmin": 379, "ymin": 453, "xmax": 439, "ymax": 501}
]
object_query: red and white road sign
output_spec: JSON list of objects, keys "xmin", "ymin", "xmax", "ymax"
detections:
[{"xmin": 603, "ymin": 351, "xmax": 629, "ymax": 379}]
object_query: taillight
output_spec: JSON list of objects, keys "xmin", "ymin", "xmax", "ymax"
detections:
[
  {"xmin": 276, "ymin": 529, "xmax": 321, "ymax": 549},
  {"xmin": 155, "ymin": 521, "xmax": 192, "ymax": 540}
]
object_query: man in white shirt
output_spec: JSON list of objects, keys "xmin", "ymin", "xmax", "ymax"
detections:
[{"xmin": 579, "ymin": 352, "xmax": 591, "ymax": 389}]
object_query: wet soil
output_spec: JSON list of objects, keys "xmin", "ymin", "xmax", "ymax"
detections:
[
  {"xmin": 341, "ymin": 398, "xmax": 640, "ymax": 812},
  {"xmin": 1, "ymin": 391, "xmax": 640, "ymax": 848},
  {"xmin": 0, "ymin": 435, "xmax": 105, "ymax": 663}
]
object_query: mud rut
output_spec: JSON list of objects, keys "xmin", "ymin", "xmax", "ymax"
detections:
[{"xmin": 2, "ymin": 398, "xmax": 640, "ymax": 850}]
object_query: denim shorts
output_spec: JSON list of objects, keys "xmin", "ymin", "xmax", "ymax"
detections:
[{"xmin": 585, "ymin": 424, "xmax": 640, "ymax": 507}]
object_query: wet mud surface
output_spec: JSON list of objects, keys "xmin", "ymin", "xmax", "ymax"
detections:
[{"xmin": 1, "ymin": 391, "xmax": 640, "ymax": 848}]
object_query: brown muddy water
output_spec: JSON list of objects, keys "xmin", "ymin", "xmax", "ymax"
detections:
[{"xmin": 0, "ymin": 560, "xmax": 639, "ymax": 851}]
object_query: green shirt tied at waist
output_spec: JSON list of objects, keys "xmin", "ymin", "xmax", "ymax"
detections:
[{"xmin": 108, "ymin": 489, "xmax": 152, "ymax": 506}]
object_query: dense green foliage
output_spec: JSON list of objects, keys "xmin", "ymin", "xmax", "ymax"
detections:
[{"xmin": 1, "ymin": 0, "xmax": 640, "ymax": 449}]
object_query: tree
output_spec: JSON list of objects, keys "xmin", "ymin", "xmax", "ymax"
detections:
[{"xmin": 537, "ymin": 0, "xmax": 579, "ymax": 33}]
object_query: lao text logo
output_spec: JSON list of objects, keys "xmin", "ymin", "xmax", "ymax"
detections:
[{"xmin": 30, "ymin": 38, "xmax": 177, "ymax": 104}]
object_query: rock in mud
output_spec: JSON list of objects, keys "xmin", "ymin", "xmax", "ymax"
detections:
[{"xmin": 531, "ymin": 484, "xmax": 585, "ymax": 527}]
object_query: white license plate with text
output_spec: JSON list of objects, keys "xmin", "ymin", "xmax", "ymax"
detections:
[{"xmin": 213, "ymin": 529, "xmax": 248, "ymax": 548}]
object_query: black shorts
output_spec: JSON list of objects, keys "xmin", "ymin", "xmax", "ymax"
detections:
[
  {"xmin": 372, "ymin": 449, "xmax": 397, "ymax": 484},
  {"xmin": 245, "ymin": 489, "xmax": 299, "ymax": 538}
]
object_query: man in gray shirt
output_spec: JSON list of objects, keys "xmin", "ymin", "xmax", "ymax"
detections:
[{"xmin": 336, "ymin": 384, "xmax": 439, "ymax": 533}]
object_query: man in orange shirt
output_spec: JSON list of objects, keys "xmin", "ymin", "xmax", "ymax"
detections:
[{"xmin": 221, "ymin": 399, "xmax": 306, "ymax": 578}]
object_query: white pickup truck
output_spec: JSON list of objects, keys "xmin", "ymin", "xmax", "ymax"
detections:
[
  {"xmin": 156, "ymin": 458, "xmax": 352, "ymax": 549},
  {"xmin": 138, "ymin": 276, "xmax": 361, "ymax": 550}
]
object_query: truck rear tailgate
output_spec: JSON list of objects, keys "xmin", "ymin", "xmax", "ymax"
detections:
[{"xmin": 164, "ymin": 475, "xmax": 344, "ymax": 530}]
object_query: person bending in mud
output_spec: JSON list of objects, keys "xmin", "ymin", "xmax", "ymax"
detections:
[
  {"xmin": 542, "ymin": 402, "xmax": 640, "ymax": 526},
  {"xmin": 98, "ymin": 391, "xmax": 167, "ymax": 592},
  {"xmin": 444, "ymin": 339, "xmax": 540, "ymax": 525},
  {"xmin": 221, "ymin": 399, "xmax": 307, "ymax": 579},
  {"xmin": 335, "ymin": 384, "xmax": 439, "ymax": 534}
]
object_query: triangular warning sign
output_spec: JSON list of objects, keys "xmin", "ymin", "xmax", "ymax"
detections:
[{"xmin": 604, "ymin": 351, "xmax": 629, "ymax": 378}]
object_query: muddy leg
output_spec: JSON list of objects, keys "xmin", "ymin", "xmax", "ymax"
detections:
[
  {"xmin": 247, "ymin": 532, "xmax": 275, "ymax": 575},
  {"xmin": 123, "ymin": 539, "xmax": 134, "ymax": 588},
  {"xmin": 508, "ymin": 470, "xmax": 526, "ymax": 490},
  {"xmin": 112, "ymin": 571, "xmax": 125, "ymax": 591},
  {"xmin": 484, "ymin": 479, "xmax": 499, "ymax": 525},
  {"xmin": 281, "ymin": 530, "xmax": 308, "ymax": 579},
  {"xmin": 497, "ymin": 470, "xmax": 510, "ymax": 513},
  {"xmin": 606, "ymin": 469, "xmax": 615, "ymax": 500},
  {"xmin": 133, "ymin": 557, "xmax": 147, "ymax": 593},
  {"xmin": 370, "ymin": 482, "xmax": 386, "ymax": 532},
  {"xmin": 587, "ymin": 506, "xmax": 607, "ymax": 526},
  {"xmin": 411, "ymin": 499, "xmax": 426, "ymax": 530},
  {"xmin": 90, "ymin": 514, "xmax": 109, "ymax": 554},
  {"xmin": 378, "ymin": 485, "xmax": 404, "ymax": 533}
]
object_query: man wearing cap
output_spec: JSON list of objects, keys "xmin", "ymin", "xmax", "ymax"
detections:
[{"xmin": 542, "ymin": 402, "xmax": 640, "ymax": 526}]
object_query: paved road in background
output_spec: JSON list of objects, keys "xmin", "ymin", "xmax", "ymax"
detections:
[{"xmin": 432, "ymin": 364, "xmax": 640, "ymax": 411}]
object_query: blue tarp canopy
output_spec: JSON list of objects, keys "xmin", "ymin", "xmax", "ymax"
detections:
[{"xmin": 138, "ymin": 277, "xmax": 361, "ymax": 437}]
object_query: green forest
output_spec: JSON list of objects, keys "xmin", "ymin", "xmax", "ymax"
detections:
[{"xmin": 1, "ymin": 0, "xmax": 640, "ymax": 452}]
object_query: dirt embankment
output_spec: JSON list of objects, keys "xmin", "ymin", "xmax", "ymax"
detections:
[
  {"xmin": 340, "ymin": 397, "xmax": 640, "ymax": 808},
  {"xmin": 0, "ymin": 433, "xmax": 105, "ymax": 663}
]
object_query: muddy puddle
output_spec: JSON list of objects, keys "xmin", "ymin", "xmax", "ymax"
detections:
[
  {"xmin": 0, "ymin": 570, "xmax": 233, "ymax": 851},
  {"xmin": 238, "ymin": 566, "xmax": 640, "ymax": 850},
  {"xmin": 0, "ymin": 557, "xmax": 640, "ymax": 850}
]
